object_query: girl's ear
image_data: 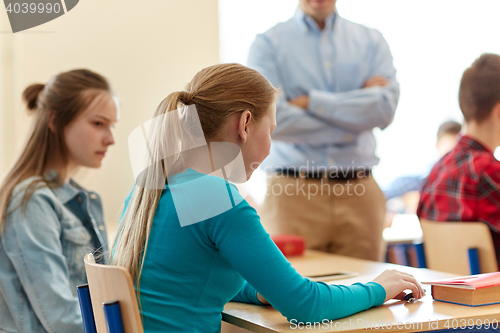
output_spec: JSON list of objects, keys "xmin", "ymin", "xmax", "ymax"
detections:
[
  {"xmin": 238, "ymin": 110, "xmax": 252, "ymax": 143},
  {"xmin": 48, "ymin": 112, "xmax": 57, "ymax": 133}
]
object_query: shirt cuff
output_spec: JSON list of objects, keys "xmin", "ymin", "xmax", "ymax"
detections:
[{"xmin": 231, "ymin": 282, "xmax": 263, "ymax": 305}]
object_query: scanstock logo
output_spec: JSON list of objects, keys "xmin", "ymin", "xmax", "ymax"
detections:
[{"xmin": 3, "ymin": 0, "xmax": 79, "ymax": 33}]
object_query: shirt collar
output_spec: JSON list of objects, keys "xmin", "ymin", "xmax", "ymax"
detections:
[
  {"xmin": 46, "ymin": 170, "xmax": 85, "ymax": 204},
  {"xmin": 294, "ymin": 6, "xmax": 337, "ymax": 34},
  {"xmin": 457, "ymin": 134, "xmax": 493, "ymax": 154}
]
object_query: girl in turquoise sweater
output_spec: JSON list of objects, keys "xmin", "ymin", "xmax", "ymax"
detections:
[{"xmin": 112, "ymin": 63, "xmax": 424, "ymax": 332}]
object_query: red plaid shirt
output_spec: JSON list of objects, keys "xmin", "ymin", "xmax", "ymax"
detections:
[{"xmin": 417, "ymin": 135, "xmax": 500, "ymax": 264}]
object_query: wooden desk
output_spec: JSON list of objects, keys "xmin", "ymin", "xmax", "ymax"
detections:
[{"xmin": 222, "ymin": 251, "xmax": 500, "ymax": 332}]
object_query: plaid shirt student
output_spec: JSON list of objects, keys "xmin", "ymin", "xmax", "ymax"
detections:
[{"xmin": 417, "ymin": 135, "xmax": 500, "ymax": 264}]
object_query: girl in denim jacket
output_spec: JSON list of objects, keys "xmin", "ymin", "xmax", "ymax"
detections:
[{"xmin": 0, "ymin": 69, "xmax": 118, "ymax": 333}]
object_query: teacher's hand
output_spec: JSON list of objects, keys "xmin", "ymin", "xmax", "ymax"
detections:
[
  {"xmin": 363, "ymin": 75, "xmax": 389, "ymax": 88},
  {"xmin": 289, "ymin": 95, "xmax": 309, "ymax": 110},
  {"xmin": 372, "ymin": 269, "xmax": 424, "ymax": 302}
]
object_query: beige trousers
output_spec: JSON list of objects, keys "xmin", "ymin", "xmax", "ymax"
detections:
[{"xmin": 260, "ymin": 175, "xmax": 387, "ymax": 261}]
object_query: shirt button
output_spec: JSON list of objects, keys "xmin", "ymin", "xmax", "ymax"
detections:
[
  {"xmin": 80, "ymin": 230, "xmax": 86, "ymax": 239},
  {"xmin": 90, "ymin": 193, "xmax": 98, "ymax": 200},
  {"xmin": 318, "ymin": 107, "xmax": 324, "ymax": 114},
  {"xmin": 98, "ymin": 225, "xmax": 105, "ymax": 231},
  {"xmin": 345, "ymin": 134, "xmax": 353, "ymax": 141},
  {"xmin": 324, "ymin": 61, "xmax": 332, "ymax": 68},
  {"xmin": 328, "ymin": 158, "xmax": 335, "ymax": 165},
  {"xmin": 76, "ymin": 196, "xmax": 83, "ymax": 203},
  {"xmin": 321, "ymin": 35, "xmax": 327, "ymax": 43}
]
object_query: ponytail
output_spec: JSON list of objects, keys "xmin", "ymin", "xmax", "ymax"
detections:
[{"xmin": 22, "ymin": 83, "xmax": 45, "ymax": 112}]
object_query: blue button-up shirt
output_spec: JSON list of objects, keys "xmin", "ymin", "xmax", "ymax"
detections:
[
  {"xmin": 248, "ymin": 8, "xmax": 399, "ymax": 170},
  {"xmin": 0, "ymin": 176, "xmax": 108, "ymax": 333}
]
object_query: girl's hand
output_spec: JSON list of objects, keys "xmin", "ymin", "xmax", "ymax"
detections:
[{"xmin": 372, "ymin": 269, "xmax": 424, "ymax": 302}]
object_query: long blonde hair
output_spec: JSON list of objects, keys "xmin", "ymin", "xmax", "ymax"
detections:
[
  {"xmin": 0, "ymin": 69, "xmax": 112, "ymax": 233},
  {"xmin": 111, "ymin": 63, "xmax": 277, "ymax": 286}
]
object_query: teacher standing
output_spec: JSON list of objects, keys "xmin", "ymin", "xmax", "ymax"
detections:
[{"xmin": 248, "ymin": 0, "xmax": 399, "ymax": 261}]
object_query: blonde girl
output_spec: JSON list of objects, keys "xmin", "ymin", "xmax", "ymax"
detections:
[{"xmin": 113, "ymin": 63, "xmax": 423, "ymax": 333}]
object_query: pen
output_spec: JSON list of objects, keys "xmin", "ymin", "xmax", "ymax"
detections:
[
  {"xmin": 404, "ymin": 292, "xmax": 415, "ymax": 302},
  {"xmin": 404, "ymin": 289, "xmax": 426, "ymax": 302}
]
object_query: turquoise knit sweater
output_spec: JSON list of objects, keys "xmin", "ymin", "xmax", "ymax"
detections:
[{"xmin": 121, "ymin": 169, "xmax": 385, "ymax": 332}]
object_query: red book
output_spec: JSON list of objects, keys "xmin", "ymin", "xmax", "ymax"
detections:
[
  {"xmin": 422, "ymin": 272, "xmax": 500, "ymax": 306},
  {"xmin": 422, "ymin": 272, "xmax": 500, "ymax": 290},
  {"xmin": 271, "ymin": 235, "xmax": 305, "ymax": 257}
]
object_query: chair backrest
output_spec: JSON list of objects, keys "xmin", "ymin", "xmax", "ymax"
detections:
[
  {"xmin": 420, "ymin": 219, "xmax": 498, "ymax": 275},
  {"xmin": 84, "ymin": 253, "xmax": 144, "ymax": 333}
]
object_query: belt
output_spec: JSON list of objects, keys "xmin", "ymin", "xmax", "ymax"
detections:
[{"xmin": 276, "ymin": 168, "xmax": 372, "ymax": 181}]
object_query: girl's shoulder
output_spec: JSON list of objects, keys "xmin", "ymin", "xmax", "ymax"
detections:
[{"xmin": 9, "ymin": 176, "xmax": 60, "ymax": 211}]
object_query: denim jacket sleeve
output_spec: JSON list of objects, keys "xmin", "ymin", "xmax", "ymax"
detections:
[{"xmin": 1, "ymin": 188, "xmax": 84, "ymax": 333}]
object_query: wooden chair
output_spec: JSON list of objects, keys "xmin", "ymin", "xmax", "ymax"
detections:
[
  {"xmin": 419, "ymin": 219, "xmax": 498, "ymax": 275},
  {"xmin": 84, "ymin": 253, "xmax": 144, "ymax": 333}
]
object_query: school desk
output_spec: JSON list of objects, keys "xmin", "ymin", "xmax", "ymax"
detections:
[{"xmin": 222, "ymin": 250, "xmax": 500, "ymax": 332}]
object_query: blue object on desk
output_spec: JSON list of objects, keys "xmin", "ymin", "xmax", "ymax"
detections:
[
  {"xmin": 413, "ymin": 242, "xmax": 427, "ymax": 268},
  {"xmin": 468, "ymin": 248, "xmax": 481, "ymax": 275},
  {"xmin": 77, "ymin": 284, "xmax": 97, "ymax": 333},
  {"xmin": 103, "ymin": 300, "xmax": 125, "ymax": 333}
]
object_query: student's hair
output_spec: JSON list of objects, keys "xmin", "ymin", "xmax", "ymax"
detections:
[
  {"xmin": 0, "ymin": 69, "xmax": 112, "ymax": 232},
  {"xmin": 112, "ymin": 63, "xmax": 277, "ymax": 287},
  {"xmin": 459, "ymin": 53, "xmax": 500, "ymax": 123},
  {"xmin": 437, "ymin": 120, "xmax": 462, "ymax": 140}
]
